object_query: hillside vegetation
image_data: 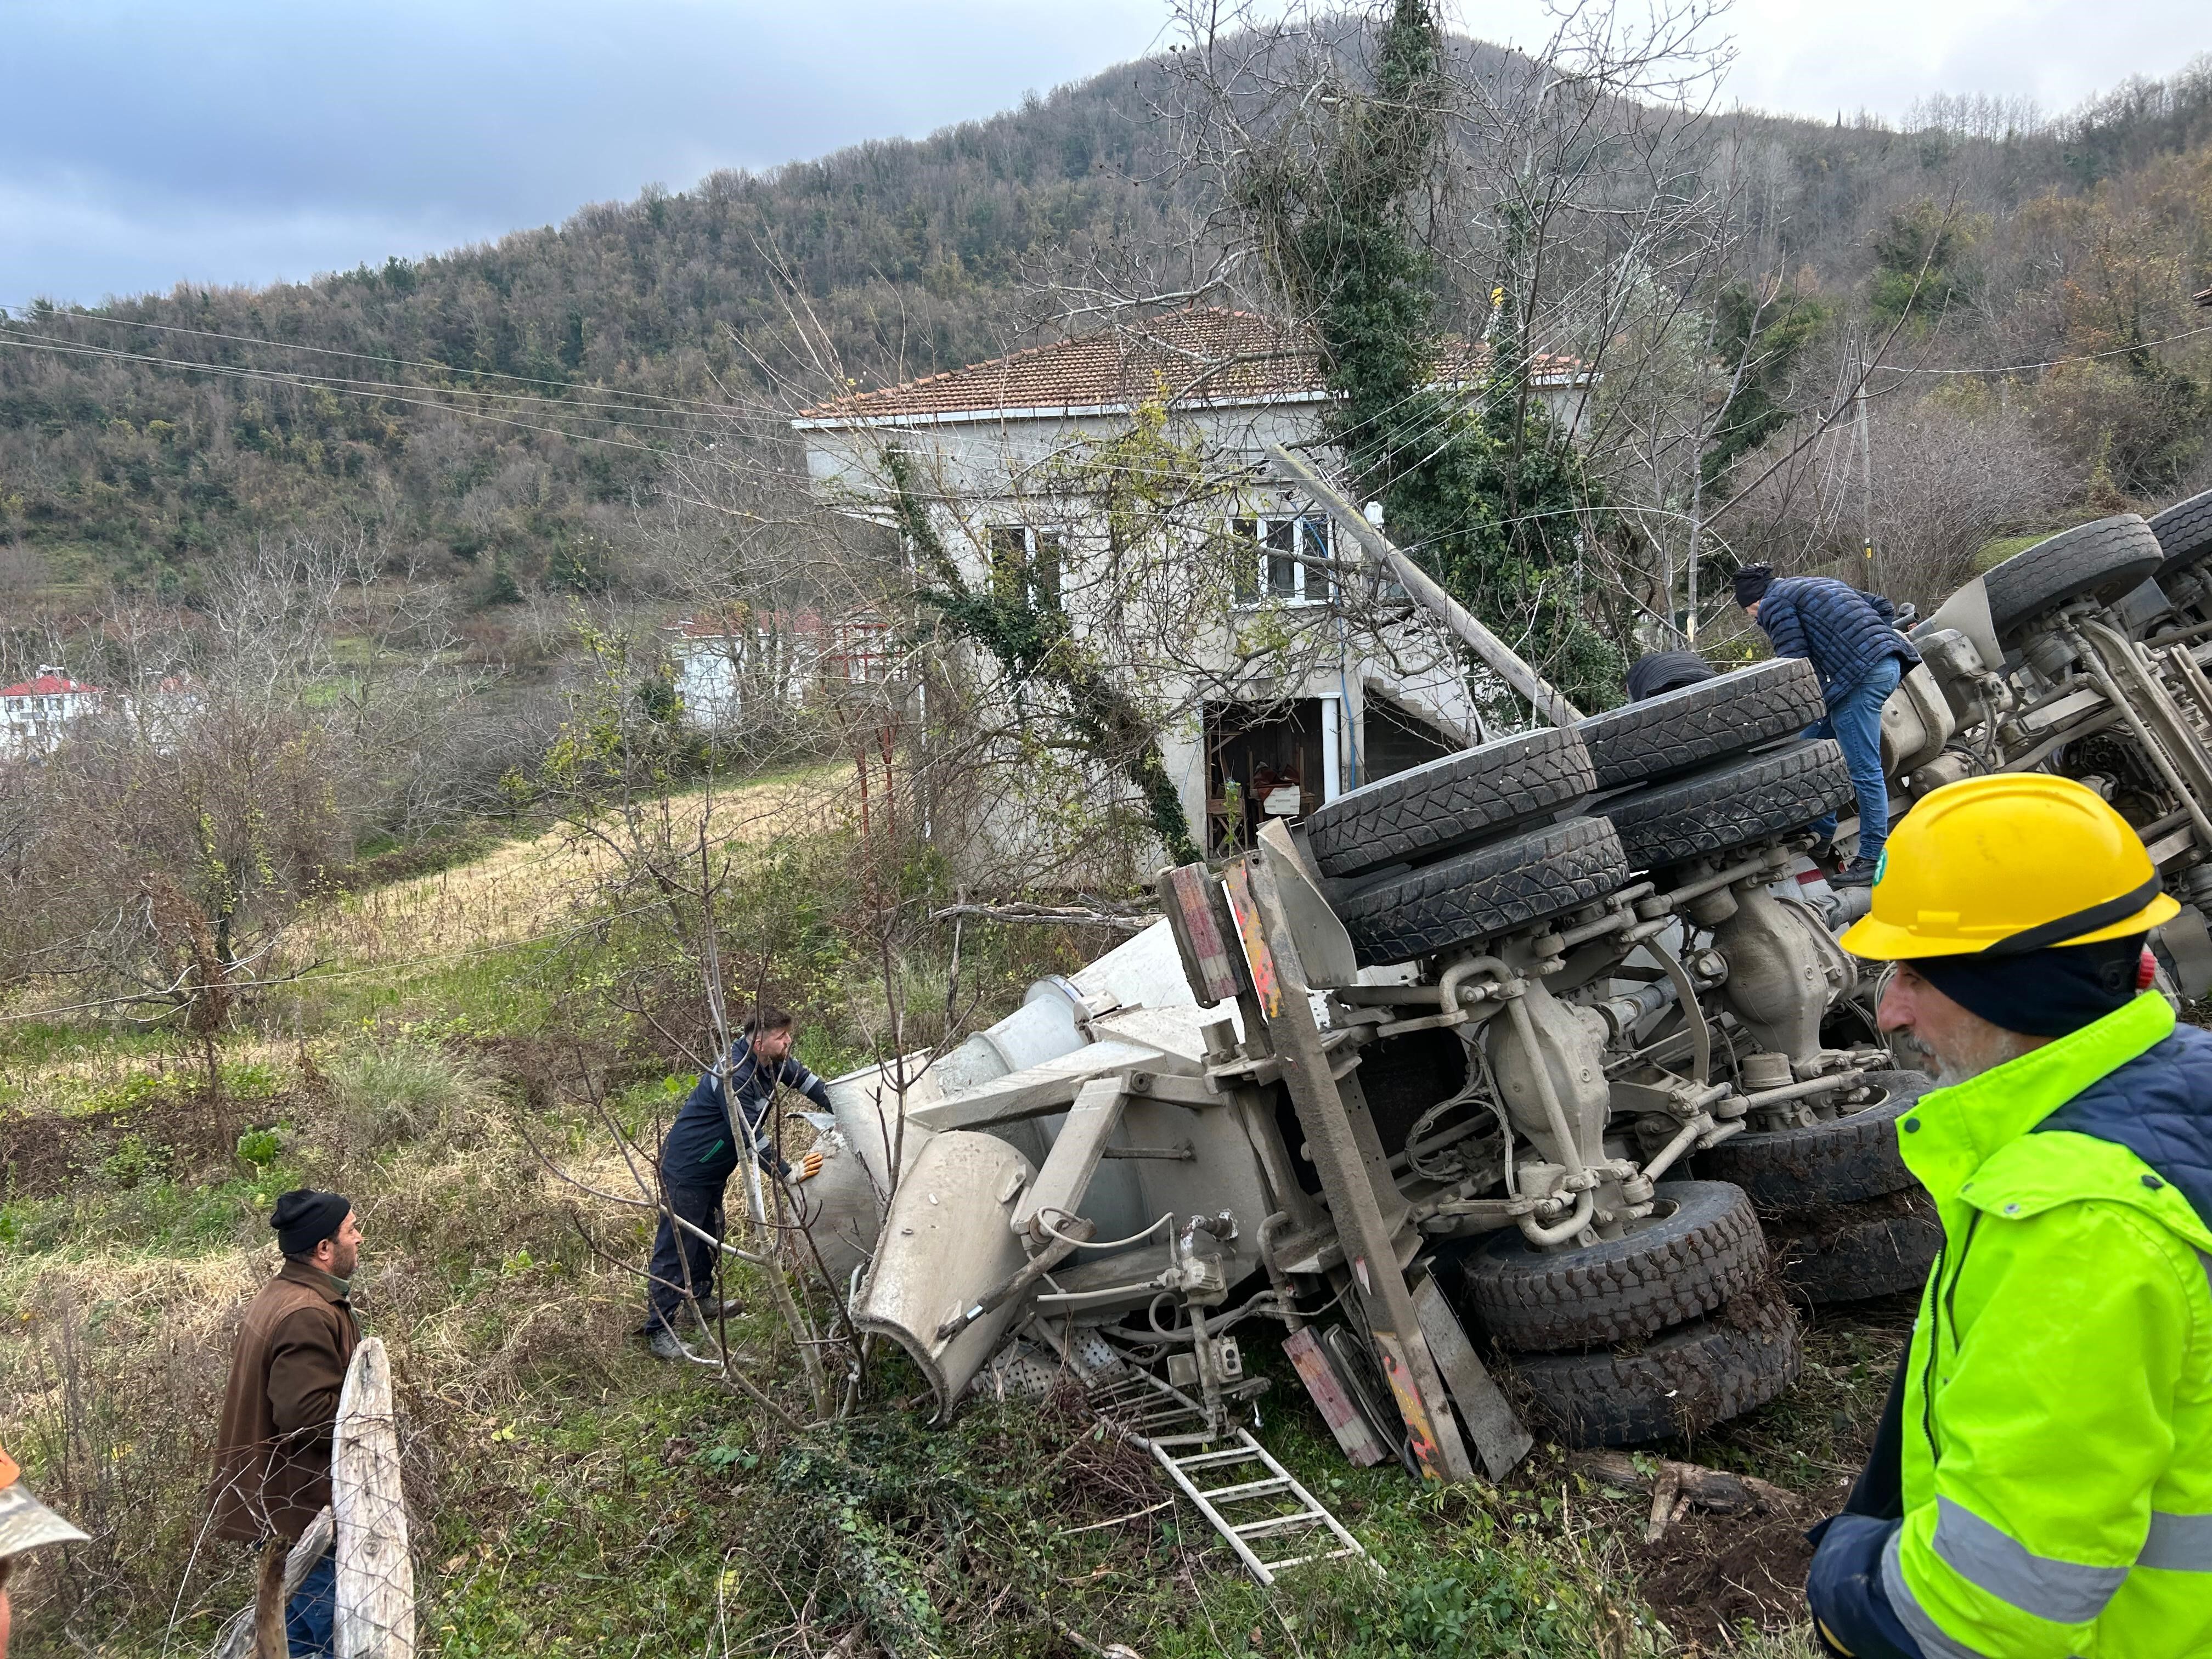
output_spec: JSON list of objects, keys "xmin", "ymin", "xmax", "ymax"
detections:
[{"xmin": 2, "ymin": 43, "xmax": 2208, "ymax": 614}]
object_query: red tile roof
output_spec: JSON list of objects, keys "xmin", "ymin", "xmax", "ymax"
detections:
[
  {"xmin": 795, "ymin": 306, "xmax": 1582, "ymax": 426},
  {"xmin": 0, "ymin": 673, "xmax": 101, "ymax": 698}
]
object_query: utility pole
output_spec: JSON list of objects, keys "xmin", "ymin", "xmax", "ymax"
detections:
[
  {"xmin": 1851, "ymin": 335, "xmax": 1876, "ymax": 591},
  {"xmin": 1265, "ymin": 445, "xmax": 1585, "ymax": 727}
]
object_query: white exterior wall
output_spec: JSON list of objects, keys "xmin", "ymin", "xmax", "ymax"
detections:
[
  {"xmin": 798, "ymin": 397, "xmax": 1490, "ymax": 871},
  {"xmin": 0, "ymin": 687, "xmax": 109, "ymax": 758}
]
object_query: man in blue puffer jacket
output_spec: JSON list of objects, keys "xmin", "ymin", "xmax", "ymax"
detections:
[{"xmin": 1735, "ymin": 563, "xmax": 1921, "ymax": 885}]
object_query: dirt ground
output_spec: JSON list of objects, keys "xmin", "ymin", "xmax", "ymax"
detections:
[
  {"xmin": 1628, "ymin": 1291, "xmax": 1917, "ymax": 1646},
  {"xmin": 1634, "ymin": 1493, "xmax": 1821, "ymax": 1645}
]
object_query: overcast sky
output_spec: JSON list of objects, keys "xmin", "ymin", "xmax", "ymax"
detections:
[{"xmin": 1, "ymin": 0, "xmax": 2200, "ymax": 308}]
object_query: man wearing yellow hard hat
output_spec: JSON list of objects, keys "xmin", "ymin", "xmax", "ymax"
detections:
[
  {"xmin": 0, "ymin": 1444, "xmax": 89, "ymax": 1658},
  {"xmin": 1804, "ymin": 774, "xmax": 2212, "ymax": 1658}
]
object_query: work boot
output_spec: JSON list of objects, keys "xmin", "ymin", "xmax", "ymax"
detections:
[
  {"xmin": 1831, "ymin": 857, "xmax": 1880, "ymax": 888},
  {"xmin": 645, "ymin": 1327, "xmax": 687, "ymax": 1362}
]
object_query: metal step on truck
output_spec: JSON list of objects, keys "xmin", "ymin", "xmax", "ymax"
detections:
[{"xmin": 788, "ymin": 483, "xmax": 2212, "ymax": 1492}]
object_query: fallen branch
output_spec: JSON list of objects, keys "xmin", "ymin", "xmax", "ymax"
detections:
[
  {"xmin": 1054, "ymin": 1620, "xmax": 1146, "ymax": 1659},
  {"xmin": 1578, "ymin": 1449, "xmax": 1797, "ymax": 1525},
  {"xmin": 1644, "ymin": 1462, "xmax": 1683, "ymax": 1544},
  {"xmin": 1053, "ymin": 1499, "xmax": 1175, "ymax": 1537},
  {"xmin": 208, "ymin": 1507, "xmax": 332, "ymax": 1659}
]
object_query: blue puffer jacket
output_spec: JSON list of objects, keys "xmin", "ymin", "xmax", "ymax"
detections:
[
  {"xmin": 1756, "ymin": 576, "xmax": 1920, "ymax": 702},
  {"xmin": 2037, "ymin": 1022, "xmax": 2212, "ymax": 1222}
]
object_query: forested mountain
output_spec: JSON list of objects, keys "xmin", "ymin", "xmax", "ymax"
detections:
[{"xmin": 1, "ymin": 37, "xmax": 2208, "ymax": 618}]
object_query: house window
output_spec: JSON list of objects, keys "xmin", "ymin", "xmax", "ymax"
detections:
[
  {"xmin": 1232, "ymin": 515, "xmax": 1331, "ymax": 604},
  {"xmin": 988, "ymin": 526, "xmax": 1063, "ymax": 611}
]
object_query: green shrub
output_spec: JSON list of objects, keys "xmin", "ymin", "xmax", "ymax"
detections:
[
  {"xmin": 325, "ymin": 1037, "xmax": 496, "ymax": 1152},
  {"xmin": 99, "ymin": 1132, "xmax": 171, "ymax": 1189}
]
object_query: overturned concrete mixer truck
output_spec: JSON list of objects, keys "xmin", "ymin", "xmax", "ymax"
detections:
[{"xmin": 788, "ymin": 484, "xmax": 2212, "ymax": 1483}]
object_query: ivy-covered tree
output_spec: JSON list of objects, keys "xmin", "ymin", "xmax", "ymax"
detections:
[
  {"xmin": 1701, "ymin": 283, "xmax": 1834, "ymax": 484},
  {"xmin": 884, "ymin": 442, "xmax": 1203, "ymax": 865},
  {"xmin": 1234, "ymin": 0, "xmax": 1623, "ymax": 714}
]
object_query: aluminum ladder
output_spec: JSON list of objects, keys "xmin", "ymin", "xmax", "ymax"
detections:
[
  {"xmin": 1085, "ymin": 1355, "xmax": 1376, "ymax": 1588},
  {"xmin": 1153, "ymin": 1431, "xmax": 1379, "ymax": 1587}
]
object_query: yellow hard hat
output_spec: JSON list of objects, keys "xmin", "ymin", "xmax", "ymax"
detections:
[{"xmin": 1839, "ymin": 774, "xmax": 2179, "ymax": 961}]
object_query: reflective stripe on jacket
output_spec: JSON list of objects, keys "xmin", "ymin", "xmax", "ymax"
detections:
[
  {"xmin": 1852, "ymin": 992, "xmax": 2212, "ymax": 1657},
  {"xmin": 660, "ymin": 1037, "xmax": 833, "ymax": 1186}
]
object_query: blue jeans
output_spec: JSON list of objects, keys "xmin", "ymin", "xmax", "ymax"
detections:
[
  {"xmin": 1807, "ymin": 654, "xmax": 1904, "ymax": 863},
  {"xmin": 286, "ymin": 1547, "xmax": 336, "ymax": 1657}
]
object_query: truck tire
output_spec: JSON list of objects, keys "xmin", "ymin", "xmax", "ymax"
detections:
[
  {"xmin": 2152, "ymin": 489, "xmax": 2212, "ymax": 579},
  {"xmin": 1602, "ymin": 740, "xmax": 1852, "ymax": 872},
  {"xmin": 1305, "ymin": 727, "xmax": 1597, "ymax": 879},
  {"xmin": 1576, "ymin": 658, "xmax": 1825, "ymax": 790},
  {"xmin": 1691, "ymin": 1071, "xmax": 1928, "ymax": 1209},
  {"xmin": 1334, "ymin": 815, "xmax": 1630, "ymax": 966},
  {"xmin": 1461, "ymin": 1181, "xmax": 1767, "ymax": 1352},
  {"xmin": 1984, "ymin": 515, "xmax": 2165, "ymax": 637},
  {"xmin": 1770, "ymin": 1189, "xmax": 1941, "ymax": 1305},
  {"xmin": 1506, "ymin": 1285, "xmax": 1802, "ymax": 1448}
]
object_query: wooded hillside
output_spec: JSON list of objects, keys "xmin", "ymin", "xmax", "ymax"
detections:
[{"xmin": 2, "ymin": 41, "xmax": 2207, "ymax": 622}]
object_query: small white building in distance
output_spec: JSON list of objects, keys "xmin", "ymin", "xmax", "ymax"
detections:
[
  {"xmin": 792, "ymin": 307, "xmax": 1588, "ymax": 872},
  {"xmin": 0, "ymin": 667, "xmax": 106, "ymax": 758},
  {"xmin": 667, "ymin": 607, "xmax": 898, "ymax": 732}
]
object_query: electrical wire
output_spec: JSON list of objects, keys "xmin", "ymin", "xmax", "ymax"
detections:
[
  {"xmin": 1886, "ymin": 321, "xmax": 2212, "ymax": 377},
  {"xmin": 0, "ymin": 320, "xmax": 722, "ymax": 434},
  {"xmin": 0, "ymin": 329, "xmax": 686, "ymax": 458},
  {"xmin": 0, "ymin": 303, "xmax": 754, "ymax": 416}
]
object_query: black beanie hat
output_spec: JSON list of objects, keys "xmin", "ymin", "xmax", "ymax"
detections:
[
  {"xmin": 1733, "ymin": 563, "xmax": 1775, "ymax": 608},
  {"xmin": 271, "ymin": 1188, "xmax": 351, "ymax": 1257},
  {"xmin": 1909, "ymin": 935, "xmax": 2148, "ymax": 1039}
]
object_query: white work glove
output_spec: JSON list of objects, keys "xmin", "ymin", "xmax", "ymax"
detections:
[{"xmin": 789, "ymin": 1149, "xmax": 825, "ymax": 1185}]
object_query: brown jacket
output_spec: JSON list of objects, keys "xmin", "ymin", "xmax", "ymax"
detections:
[{"xmin": 209, "ymin": 1260, "xmax": 358, "ymax": 1542}]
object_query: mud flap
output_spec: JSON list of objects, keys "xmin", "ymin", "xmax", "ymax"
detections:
[{"xmin": 1412, "ymin": 1273, "xmax": 1532, "ymax": 1481}]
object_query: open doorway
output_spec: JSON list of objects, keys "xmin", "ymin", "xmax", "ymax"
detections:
[
  {"xmin": 1204, "ymin": 699, "xmax": 1325, "ymax": 855},
  {"xmin": 1362, "ymin": 691, "xmax": 1462, "ymax": 781}
]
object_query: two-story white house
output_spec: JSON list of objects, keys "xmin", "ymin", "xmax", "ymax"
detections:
[
  {"xmin": 0, "ymin": 667, "xmax": 106, "ymax": 758},
  {"xmin": 792, "ymin": 306, "xmax": 1588, "ymax": 871}
]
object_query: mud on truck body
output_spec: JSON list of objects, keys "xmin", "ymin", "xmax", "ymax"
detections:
[{"xmin": 788, "ymin": 486, "xmax": 2212, "ymax": 1491}]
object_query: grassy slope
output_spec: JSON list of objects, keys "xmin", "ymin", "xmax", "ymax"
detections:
[{"xmin": 0, "ymin": 769, "xmax": 1870, "ymax": 1657}]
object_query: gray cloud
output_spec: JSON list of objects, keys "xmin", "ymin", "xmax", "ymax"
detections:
[
  {"xmin": 0, "ymin": 0, "xmax": 1168, "ymax": 303},
  {"xmin": 1, "ymin": 0, "xmax": 2197, "ymax": 307}
]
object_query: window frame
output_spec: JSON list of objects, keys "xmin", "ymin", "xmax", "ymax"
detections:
[
  {"xmin": 986, "ymin": 523, "xmax": 1064, "ymax": 611},
  {"xmin": 1230, "ymin": 512, "xmax": 1334, "ymax": 606}
]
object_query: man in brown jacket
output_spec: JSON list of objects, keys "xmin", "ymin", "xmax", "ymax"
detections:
[{"xmin": 211, "ymin": 1189, "xmax": 360, "ymax": 1658}]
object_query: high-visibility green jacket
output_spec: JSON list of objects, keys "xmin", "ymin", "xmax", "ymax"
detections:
[{"xmin": 1810, "ymin": 991, "xmax": 2212, "ymax": 1657}]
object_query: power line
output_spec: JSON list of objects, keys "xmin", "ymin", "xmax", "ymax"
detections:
[
  {"xmin": 1886, "ymin": 321, "xmax": 2212, "ymax": 377},
  {"xmin": 0, "ymin": 302, "xmax": 751, "ymax": 417},
  {"xmin": 0, "ymin": 330, "xmax": 690, "ymax": 458},
  {"xmin": 0, "ymin": 319, "xmax": 724, "ymax": 437}
]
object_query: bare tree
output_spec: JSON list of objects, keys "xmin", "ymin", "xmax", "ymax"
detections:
[{"xmin": 1731, "ymin": 385, "xmax": 2084, "ymax": 605}]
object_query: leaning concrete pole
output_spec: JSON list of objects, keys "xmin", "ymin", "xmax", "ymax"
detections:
[{"xmin": 1265, "ymin": 443, "xmax": 1585, "ymax": 727}]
